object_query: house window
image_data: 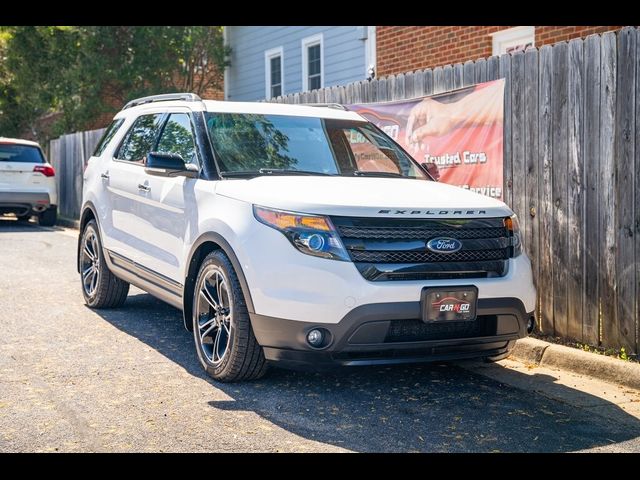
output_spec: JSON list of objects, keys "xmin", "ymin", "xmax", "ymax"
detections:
[
  {"xmin": 302, "ymin": 33, "xmax": 324, "ymax": 92},
  {"xmin": 265, "ymin": 47, "xmax": 284, "ymax": 99},
  {"xmin": 491, "ymin": 26, "xmax": 535, "ymax": 56},
  {"xmin": 270, "ymin": 56, "xmax": 282, "ymax": 97},
  {"xmin": 307, "ymin": 44, "xmax": 321, "ymax": 90}
]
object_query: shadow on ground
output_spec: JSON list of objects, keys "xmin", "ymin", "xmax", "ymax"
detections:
[
  {"xmin": 0, "ymin": 216, "xmax": 66, "ymax": 232},
  {"xmin": 92, "ymin": 291, "xmax": 640, "ymax": 452}
]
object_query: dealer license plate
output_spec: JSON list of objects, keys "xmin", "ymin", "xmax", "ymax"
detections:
[{"xmin": 421, "ymin": 286, "xmax": 478, "ymax": 322}]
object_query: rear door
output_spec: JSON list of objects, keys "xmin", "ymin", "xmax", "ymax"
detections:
[
  {"xmin": 0, "ymin": 143, "xmax": 47, "ymax": 191},
  {"xmin": 99, "ymin": 113, "xmax": 165, "ymax": 265}
]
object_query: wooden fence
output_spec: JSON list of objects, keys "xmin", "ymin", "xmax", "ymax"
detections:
[
  {"xmin": 49, "ymin": 128, "xmax": 105, "ymax": 220},
  {"xmin": 48, "ymin": 27, "xmax": 639, "ymax": 353},
  {"xmin": 270, "ymin": 27, "xmax": 640, "ymax": 354}
]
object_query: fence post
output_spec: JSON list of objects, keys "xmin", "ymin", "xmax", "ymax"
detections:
[
  {"xmin": 635, "ymin": 28, "xmax": 640, "ymax": 356},
  {"xmin": 475, "ymin": 58, "xmax": 487, "ymax": 83},
  {"xmin": 511, "ymin": 51, "xmax": 526, "ymax": 237},
  {"xmin": 524, "ymin": 47, "xmax": 540, "ymax": 329},
  {"xmin": 583, "ymin": 34, "xmax": 602, "ymax": 345},
  {"xmin": 599, "ymin": 32, "xmax": 618, "ymax": 348},
  {"xmin": 567, "ymin": 38, "xmax": 586, "ymax": 341},
  {"xmin": 499, "ymin": 53, "xmax": 513, "ymax": 208},
  {"xmin": 614, "ymin": 27, "xmax": 637, "ymax": 352},
  {"xmin": 551, "ymin": 41, "xmax": 570, "ymax": 339},
  {"xmin": 463, "ymin": 60, "xmax": 475, "ymax": 86},
  {"xmin": 453, "ymin": 63, "xmax": 464, "ymax": 89},
  {"xmin": 539, "ymin": 45, "xmax": 554, "ymax": 335}
]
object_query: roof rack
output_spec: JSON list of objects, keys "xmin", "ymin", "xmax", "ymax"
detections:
[
  {"xmin": 123, "ymin": 93, "xmax": 202, "ymax": 110},
  {"xmin": 303, "ymin": 103, "xmax": 348, "ymax": 111}
]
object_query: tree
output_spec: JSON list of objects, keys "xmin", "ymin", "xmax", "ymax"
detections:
[{"xmin": 0, "ymin": 26, "xmax": 229, "ymax": 142}]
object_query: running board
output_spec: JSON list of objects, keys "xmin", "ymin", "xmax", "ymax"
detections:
[{"xmin": 104, "ymin": 249, "xmax": 183, "ymax": 310}]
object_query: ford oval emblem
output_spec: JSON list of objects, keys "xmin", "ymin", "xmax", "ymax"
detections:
[{"xmin": 426, "ymin": 237, "xmax": 462, "ymax": 254}]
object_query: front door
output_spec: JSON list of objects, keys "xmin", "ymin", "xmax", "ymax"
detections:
[{"xmin": 133, "ymin": 111, "xmax": 199, "ymax": 283}]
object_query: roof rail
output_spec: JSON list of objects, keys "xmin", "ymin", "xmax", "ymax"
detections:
[
  {"xmin": 123, "ymin": 93, "xmax": 202, "ymax": 110},
  {"xmin": 303, "ymin": 103, "xmax": 348, "ymax": 111}
]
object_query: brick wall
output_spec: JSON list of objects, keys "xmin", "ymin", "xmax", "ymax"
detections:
[
  {"xmin": 83, "ymin": 80, "xmax": 224, "ymax": 130},
  {"xmin": 377, "ymin": 26, "xmax": 625, "ymax": 77},
  {"xmin": 83, "ymin": 75, "xmax": 223, "ymax": 131}
]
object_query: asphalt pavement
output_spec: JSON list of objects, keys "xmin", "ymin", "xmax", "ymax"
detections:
[{"xmin": 1, "ymin": 218, "xmax": 640, "ymax": 452}]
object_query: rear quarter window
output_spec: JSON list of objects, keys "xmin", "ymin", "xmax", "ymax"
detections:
[
  {"xmin": 93, "ymin": 119, "xmax": 125, "ymax": 157},
  {"xmin": 0, "ymin": 144, "xmax": 45, "ymax": 163}
]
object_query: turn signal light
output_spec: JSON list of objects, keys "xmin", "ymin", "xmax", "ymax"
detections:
[
  {"xmin": 505, "ymin": 214, "xmax": 522, "ymax": 257},
  {"xmin": 254, "ymin": 207, "xmax": 332, "ymax": 231}
]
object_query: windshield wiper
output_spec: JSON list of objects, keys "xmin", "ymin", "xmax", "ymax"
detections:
[
  {"xmin": 350, "ymin": 170, "xmax": 406, "ymax": 178},
  {"xmin": 220, "ymin": 168, "xmax": 334, "ymax": 178}
]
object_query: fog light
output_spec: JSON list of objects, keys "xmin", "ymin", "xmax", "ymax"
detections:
[
  {"xmin": 307, "ymin": 234, "xmax": 325, "ymax": 252},
  {"xmin": 307, "ymin": 329, "xmax": 324, "ymax": 347}
]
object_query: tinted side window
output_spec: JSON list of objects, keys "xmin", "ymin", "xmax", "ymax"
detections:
[
  {"xmin": 155, "ymin": 113, "xmax": 198, "ymax": 165},
  {"xmin": 93, "ymin": 119, "xmax": 124, "ymax": 157},
  {"xmin": 116, "ymin": 114, "xmax": 164, "ymax": 162}
]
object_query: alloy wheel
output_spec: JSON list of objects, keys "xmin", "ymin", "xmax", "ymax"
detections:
[
  {"xmin": 80, "ymin": 230, "xmax": 100, "ymax": 297},
  {"xmin": 196, "ymin": 268, "xmax": 232, "ymax": 365}
]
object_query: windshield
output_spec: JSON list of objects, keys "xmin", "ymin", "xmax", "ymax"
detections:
[
  {"xmin": 0, "ymin": 144, "xmax": 45, "ymax": 163},
  {"xmin": 205, "ymin": 113, "xmax": 428, "ymax": 179}
]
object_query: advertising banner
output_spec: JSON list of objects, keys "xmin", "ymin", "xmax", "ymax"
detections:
[{"xmin": 347, "ymin": 78, "xmax": 505, "ymax": 200}]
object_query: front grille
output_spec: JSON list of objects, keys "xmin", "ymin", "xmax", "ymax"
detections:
[
  {"xmin": 385, "ymin": 316, "xmax": 497, "ymax": 343},
  {"xmin": 331, "ymin": 216, "xmax": 510, "ymax": 281},
  {"xmin": 338, "ymin": 226, "xmax": 505, "ymax": 240},
  {"xmin": 350, "ymin": 248, "xmax": 508, "ymax": 264}
]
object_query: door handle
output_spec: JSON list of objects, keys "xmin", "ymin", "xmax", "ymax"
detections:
[
  {"xmin": 101, "ymin": 172, "xmax": 110, "ymax": 180},
  {"xmin": 137, "ymin": 183, "xmax": 151, "ymax": 193}
]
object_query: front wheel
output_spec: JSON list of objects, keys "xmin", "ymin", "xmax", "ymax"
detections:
[{"xmin": 192, "ymin": 250, "xmax": 267, "ymax": 382}]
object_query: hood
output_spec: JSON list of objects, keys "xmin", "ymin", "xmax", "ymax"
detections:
[{"xmin": 215, "ymin": 176, "xmax": 513, "ymax": 218}]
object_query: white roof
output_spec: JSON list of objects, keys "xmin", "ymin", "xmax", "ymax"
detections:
[
  {"xmin": 202, "ymin": 100, "xmax": 365, "ymax": 121},
  {"xmin": 115, "ymin": 98, "xmax": 365, "ymax": 121},
  {"xmin": 0, "ymin": 137, "xmax": 41, "ymax": 147}
]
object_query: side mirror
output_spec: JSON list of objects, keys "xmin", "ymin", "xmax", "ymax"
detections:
[
  {"xmin": 421, "ymin": 162, "xmax": 440, "ymax": 182},
  {"xmin": 145, "ymin": 152, "xmax": 198, "ymax": 178}
]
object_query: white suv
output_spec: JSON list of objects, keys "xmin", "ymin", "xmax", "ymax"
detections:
[
  {"xmin": 0, "ymin": 137, "xmax": 58, "ymax": 226},
  {"xmin": 79, "ymin": 93, "xmax": 536, "ymax": 382}
]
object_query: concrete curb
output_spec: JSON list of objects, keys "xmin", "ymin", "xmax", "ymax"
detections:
[
  {"xmin": 511, "ymin": 338, "xmax": 640, "ymax": 391},
  {"xmin": 57, "ymin": 216, "xmax": 79, "ymax": 229}
]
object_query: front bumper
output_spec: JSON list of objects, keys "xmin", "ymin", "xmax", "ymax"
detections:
[
  {"xmin": 251, "ymin": 297, "xmax": 534, "ymax": 369},
  {"xmin": 239, "ymin": 218, "xmax": 537, "ymax": 324}
]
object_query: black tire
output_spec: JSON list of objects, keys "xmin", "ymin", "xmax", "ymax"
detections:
[
  {"xmin": 79, "ymin": 220, "xmax": 129, "ymax": 309},
  {"xmin": 192, "ymin": 250, "xmax": 267, "ymax": 382},
  {"xmin": 38, "ymin": 206, "xmax": 57, "ymax": 227},
  {"xmin": 484, "ymin": 340, "xmax": 516, "ymax": 362}
]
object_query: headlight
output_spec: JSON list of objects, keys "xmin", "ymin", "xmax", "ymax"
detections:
[
  {"xmin": 505, "ymin": 214, "xmax": 522, "ymax": 257},
  {"xmin": 253, "ymin": 205, "xmax": 350, "ymax": 261}
]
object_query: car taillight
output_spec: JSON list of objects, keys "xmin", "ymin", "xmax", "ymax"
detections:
[{"xmin": 33, "ymin": 165, "xmax": 55, "ymax": 177}]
